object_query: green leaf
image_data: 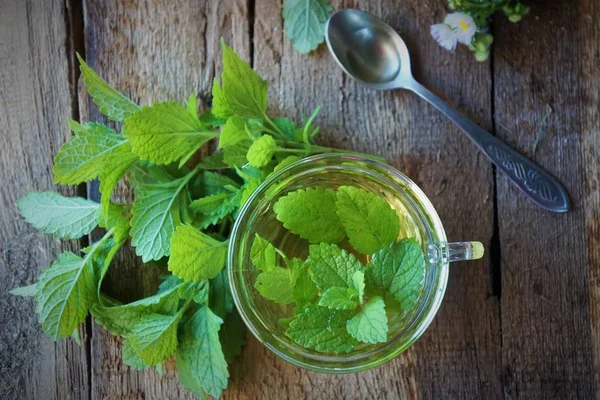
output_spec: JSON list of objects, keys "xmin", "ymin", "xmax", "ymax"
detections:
[
  {"xmin": 250, "ymin": 234, "xmax": 277, "ymax": 272},
  {"xmin": 346, "ymin": 296, "xmax": 388, "ymax": 344},
  {"xmin": 196, "ymin": 152, "xmax": 228, "ymax": 170},
  {"xmin": 219, "ymin": 310, "xmax": 246, "ymax": 363},
  {"xmin": 247, "ymin": 135, "xmax": 277, "ymax": 167},
  {"xmin": 209, "ymin": 270, "xmax": 233, "ymax": 320},
  {"xmin": 178, "ymin": 281, "xmax": 210, "ymax": 304},
  {"xmin": 199, "ymin": 109, "xmax": 227, "ymax": 127},
  {"xmin": 92, "ymin": 285, "xmax": 180, "ymax": 336},
  {"xmin": 219, "ymin": 116, "xmax": 248, "ymax": 148},
  {"xmin": 293, "ymin": 263, "xmax": 319, "ymax": 305},
  {"xmin": 189, "ymin": 192, "xmax": 237, "ymax": 222},
  {"xmin": 130, "ymin": 176, "xmax": 191, "ymax": 262},
  {"xmin": 199, "ymin": 171, "xmax": 240, "ymax": 196},
  {"xmin": 186, "ymin": 93, "xmax": 200, "ymax": 122},
  {"xmin": 220, "ymin": 40, "xmax": 268, "ymax": 118},
  {"xmin": 18, "ymin": 191, "xmax": 99, "ymax": 239},
  {"xmin": 255, "ymin": 265, "xmax": 301, "ymax": 305},
  {"xmin": 223, "ymin": 140, "xmax": 252, "ymax": 167},
  {"xmin": 77, "ymin": 53, "xmax": 139, "ymax": 121},
  {"xmin": 122, "ymin": 339, "xmax": 151, "ymax": 370},
  {"xmin": 335, "ymin": 186, "xmax": 400, "ymax": 254},
  {"xmin": 318, "ymin": 287, "xmax": 359, "ymax": 310},
  {"xmin": 123, "ymin": 101, "xmax": 219, "ymax": 165},
  {"xmin": 34, "ymin": 252, "xmax": 96, "ymax": 339},
  {"xmin": 366, "ymin": 239, "xmax": 425, "ymax": 311},
  {"xmin": 307, "ymin": 243, "xmax": 361, "ymax": 291},
  {"xmin": 282, "ymin": 0, "xmax": 333, "ymax": 54},
  {"xmin": 95, "ymin": 204, "xmax": 131, "ymax": 296},
  {"xmin": 9, "ymin": 284, "xmax": 38, "ymax": 297},
  {"xmin": 273, "ymin": 156, "xmax": 300, "ymax": 173},
  {"xmin": 211, "ymin": 78, "xmax": 233, "ymax": 119},
  {"xmin": 286, "ymin": 306, "xmax": 358, "ymax": 353},
  {"xmin": 352, "ymin": 270, "xmax": 365, "ymax": 304},
  {"xmin": 54, "ymin": 121, "xmax": 126, "ymax": 185},
  {"xmin": 128, "ymin": 313, "xmax": 180, "ymax": 365},
  {"xmin": 99, "ymin": 141, "xmax": 139, "ymax": 219},
  {"xmin": 176, "ymin": 306, "xmax": 229, "ymax": 398},
  {"xmin": 168, "ymin": 224, "xmax": 227, "ymax": 282},
  {"xmin": 272, "ymin": 118, "xmax": 297, "ymax": 141},
  {"xmin": 273, "ymin": 188, "xmax": 345, "ymax": 243},
  {"xmin": 240, "ymin": 180, "xmax": 261, "ymax": 206}
]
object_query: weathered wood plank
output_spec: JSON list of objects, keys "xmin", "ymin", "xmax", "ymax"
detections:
[
  {"xmin": 580, "ymin": 1, "xmax": 600, "ymax": 397},
  {"xmin": 0, "ymin": 0, "xmax": 89, "ymax": 399},
  {"xmin": 493, "ymin": 0, "xmax": 597, "ymax": 398},
  {"xmin": 79, "ymin": 1, "xmax": 250, "ymax": 398},
  {"xmin": 239, "ymin": 1, "xmax": 502, "ymax": 399}
]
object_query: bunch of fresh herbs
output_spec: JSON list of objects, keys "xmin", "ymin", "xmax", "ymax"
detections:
[{"xmin": 10, "ymin": 40, "xmax": 377, "ymax": 398}]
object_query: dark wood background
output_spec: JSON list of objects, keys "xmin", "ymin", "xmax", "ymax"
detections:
[{"xmin": 1, "ymin": 0, "xmax": 598, "ymax": 399}]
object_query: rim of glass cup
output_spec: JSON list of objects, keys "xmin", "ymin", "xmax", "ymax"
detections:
[{"xmin": 228, "ymin": 153, "xmax": 450, "ymax": 373}]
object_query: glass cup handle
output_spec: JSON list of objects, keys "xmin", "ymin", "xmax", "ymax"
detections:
[{"xmin": 448, "ymin": 242, "xmax": 485, "ymax": 262}]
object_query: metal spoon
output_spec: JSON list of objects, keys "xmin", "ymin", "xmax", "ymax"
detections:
[{"xmin": 325, "ymin": 8, "xmax": 570, "ymax": 213}]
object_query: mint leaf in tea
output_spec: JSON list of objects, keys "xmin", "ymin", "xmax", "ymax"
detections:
[{"xmin": 252, "ymin": 185, "xmax": 426, "ymax": 353}]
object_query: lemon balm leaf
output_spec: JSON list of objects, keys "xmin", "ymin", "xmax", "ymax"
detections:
[
  {"xmin": 77, "ymin": 53, "xmax": 139, "ymax": 121},
  {"xmin": 366, "ymin": 239, "xmax": 425, "ymax": 311},
  {"xmin": 128, "ymin": 313, "xmax": 180, "ymax": 366},
  {"xmin": 54, "ymin": 120, "xmax": 127, "ymax": 185},
  {"xmin": 176, "ymin": 306, "xmax": 229, "ymax": 398},
  {"xmin": 335, "ymin": 186, "xmax": 400, "ymax": 254},
  {"xmin": 220, "ymin": 40, "xmax": 268, "ymax": 119},
  {"xmin": 255, "ymin": 267, "xmax": 300, "ymax": 305},
  {"xmin": 219, "ymin": 116, "xmax": 248, "ymax": 148},
  {"xmin": 92, "ymin": 284, "xmax": 181, "ymax": 336},
  {"xmin": 219, "ymin": 310, "xmax": 246, "ymax": 363},
  {"xmin": 99, "ymin": 141, "xmax": 139, "ymax": 219},
  {"xmin": 250, "ymin": 234, "xmax": 277, "ymax": 272},
  {"xmin": 273, "ymin": 188, "xmax": 345, "ymax": 244},
  {"xmin": 346, "ymin": 296, "xmax": 388, "ymax": 344},
  {"xmin": 308, "ymin": 243, "xmax": 361, "ymax": 291},
  {"xmin": 286, "ymin": 306, "xmax": 358, "ymax": 353},
  {"xmin": 124, "ymin": 101, "xmax": 219, "ymax": 165},
  {"xmin": 293, "ymin": 263, "xmax": 319, "ymax": 305},
  {"xmin": 282, "ymin": 0, "xmax": 333, "ymax": 54},
  {"xmin": 318, "ymin": 287, "xmax": 359, "ymax": 310},
  {"xmin": 18, "ymin": 191, "xmax": 99, "ymax": 239},
  {"xmin": 130, "ymin": 177, "xmax": 190, "ymax": 262},
  {"xmin": 247, "ymin": 135, "xmax": 277, "ymax": 167},
  {"xmin": 122, "ymin": 339, "xmax": 151, "ymax": 370},
  {"xmin": 352, "ymin": 270, "xmax": 366, "ymax": 304},
  {"xmin": 34, "ymin": 252, "xmax": 96, "ymax": 339},
  {"xmin": 168, "ymin": 224, "xmax": 227, "ymax": 282},
  {"xmin": 211, "ymin": 78, "xmax": 233, "ymax": 120}
]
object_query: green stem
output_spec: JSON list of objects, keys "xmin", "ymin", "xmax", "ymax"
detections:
[{"xmin": 261, "ymin": 113, "xmax": 286, "ymax": 139}]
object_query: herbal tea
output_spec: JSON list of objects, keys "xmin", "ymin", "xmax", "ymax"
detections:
[{"xmin": 248, "ymin": 184, "xmax": 427, "ymax": 354}]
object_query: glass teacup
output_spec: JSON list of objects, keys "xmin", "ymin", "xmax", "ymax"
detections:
[{"xmin": 228, "ymin": 154, "xmax": 483, "ymax": 373}]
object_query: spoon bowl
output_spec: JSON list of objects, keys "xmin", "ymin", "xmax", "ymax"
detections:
[
  {"xmin": 326, "ymin": 9, "xmax": 412, "ymax": 88},
  {"xmin": 324, "ymin": 8, "xmax": 570, "ymax": 213}
]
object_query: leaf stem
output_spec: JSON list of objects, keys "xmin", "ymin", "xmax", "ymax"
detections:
[{"xmin": 274, "ymin": 141, "xmax": 386, "ymax": 163}]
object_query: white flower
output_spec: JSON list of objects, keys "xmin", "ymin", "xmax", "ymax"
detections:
[
  {"xmin": 444, "ymin": 12, "xmax": 477, "ymax": 45},
  {"xmin": 430, "ymin": 23, "xmax": 458, "ymax": 51}
]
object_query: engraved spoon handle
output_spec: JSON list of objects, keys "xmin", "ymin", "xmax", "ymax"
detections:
[{"xmin": 404, "ymin": 79, "xmax": 569, "ymax": 212}]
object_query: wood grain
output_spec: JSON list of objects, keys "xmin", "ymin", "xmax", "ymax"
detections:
[
  {"xmin": 0, "ymin": 0, "xmax": 89, "ymax": 399},
  {"xmin": 493, "ymin": 0, "xmax": 597, "ymax": 398},
  {"xmin": 580, "ymin": 1, "xmax": 600, "ymax": 397},
  {"xmin": 79, "ymin": 1, "xmax": 250, "ymax": 398},
  {"xmin": 3, "ymin": 0, "xmax": 600, "ymax": 399}
]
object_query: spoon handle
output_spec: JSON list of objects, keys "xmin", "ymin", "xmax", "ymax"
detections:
[{"xmin": 405, "ymin": 80, "xmax": 569, "ymax": 212}]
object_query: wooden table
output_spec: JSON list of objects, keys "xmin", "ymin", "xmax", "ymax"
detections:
[{"xmin": 1, "ymin": 0, "xmax": 598, "ymax": 398}]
